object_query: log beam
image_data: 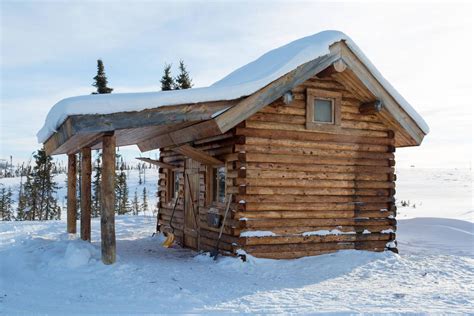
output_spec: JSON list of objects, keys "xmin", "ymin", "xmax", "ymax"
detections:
[
  {"xmin": 101, "ymin": 134, "xmax": 116, "ymax": 264},
  {"xmin": 67, "ymin": 154, "xmax": 77, "ymax": 234},
  {"xmin": 172, "ymin": 144, "xmax": 224, "ymax": 166},
  {"xmin": 135, "ymin": 157, "xmax": 174, "ymax": 169},
  {"xmin": 317, "ymin": 58, "xmax": 347, "ymax": 78},
  {"xmin": 80, "ymin": 147, "xmax": 92, "ymax": 242},
  {"xmin": 360, "ymin": 100, "xmax": 383, "ymax": 115}
]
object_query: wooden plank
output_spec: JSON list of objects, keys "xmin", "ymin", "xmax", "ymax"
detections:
[
  {"xmin": 67, "ymin": 154, "xmax": 77, "ymax": 234},
  {"xmin": 101, "ymin": 134, "xmax": 116, "ymax": 264},
  {"xmin": 215, "ymin": 53, "xmax": 339, "ymax": 133},
  {"xmin": 172, "ymin": 144, "xmax": 224, "ymax": 166},
  {"xmin": 135, "ymin": 157, "xmax": 174, "ymax": 169},
  {"xmin": 80, "ymin": 147, "xmax": 92, "ymax": 242}
]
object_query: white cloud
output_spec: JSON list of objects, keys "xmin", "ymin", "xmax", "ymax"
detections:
[{"xmin": 1, "ymin": 1, "xmax": 472, "ymax": 167}]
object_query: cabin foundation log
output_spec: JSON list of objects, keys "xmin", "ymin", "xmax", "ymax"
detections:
[
  {"xmin": 67, "ymin": 154, "xmax": 77, "ymax": 234},
  {"xmin": 80, "ymin": 147, "xmax": 92, "ymax": 242},
  {"xmin": 101, "ymin": 134, "xmax": 116, "ymax": 264}
]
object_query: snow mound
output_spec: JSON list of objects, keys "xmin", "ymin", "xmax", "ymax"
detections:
[
  {"xmin": 37, "ymin": 30, "xmax": 428, "ymax": 143},
  {"xmin": 398, "ymin": 217, "xmax": 474, "ymax": 257},
  {"xmin": 63, "ymin": 241, "xmax": 95, "ymax": 268}
]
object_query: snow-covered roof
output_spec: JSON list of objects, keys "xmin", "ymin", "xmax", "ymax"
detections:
[{"xmin": 37, "ymin": 30, "xmax": 429, "ymax": 143}]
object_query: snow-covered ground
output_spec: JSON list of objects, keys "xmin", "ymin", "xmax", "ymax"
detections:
[{"xmin": 0, "ymin": 168, "xmax": 473, "ymax": 314}]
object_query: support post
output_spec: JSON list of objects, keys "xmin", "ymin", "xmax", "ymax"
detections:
[
  {"xmin": 101, "ymin": 134, "xmax": 116, "ymax": 264},
  {"xmin": 67, "ymin": 154, "xmax": 77, "ymax": 234},
  {"xmin": 80, "ymin": 147, "xmax": 92, "ymax": 242}
]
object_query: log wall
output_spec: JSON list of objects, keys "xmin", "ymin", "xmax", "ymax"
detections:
[{"xmin": 234, "ymin": 76, "xmax": 397, "ymax": 259}]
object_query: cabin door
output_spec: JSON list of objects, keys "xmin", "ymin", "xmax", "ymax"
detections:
[{"xmin": 183, "ymin": 158, "xmax": 200, "ymax": 250}]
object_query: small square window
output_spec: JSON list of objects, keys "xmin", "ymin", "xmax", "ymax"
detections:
[
  {"xmin": 313, "ymin": 98, "xmax": 334, "ymax": 123},
  {"xmin": 306, "ymin": 88, "xmax": 341, "ymax": 131}
]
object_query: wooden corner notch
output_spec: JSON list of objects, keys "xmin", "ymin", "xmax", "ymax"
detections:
[{"xmin": 360, "ymin": 100, "xmax": 383, "ymax": 115}]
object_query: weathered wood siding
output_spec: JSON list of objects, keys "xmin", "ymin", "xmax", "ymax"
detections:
[
  {"xmin": 157, "ymin": 132, "xmax": 242, "ymax": 254},
  {"xmin": 234, "ymin": 76, "xmax": 397, "ymax": 259}
]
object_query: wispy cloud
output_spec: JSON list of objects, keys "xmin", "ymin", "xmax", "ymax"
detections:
[{"xmin": 1, "ymin": 1, "xmax": 472, "ymax": 167}]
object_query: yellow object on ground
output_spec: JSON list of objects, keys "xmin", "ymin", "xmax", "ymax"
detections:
[{"xmin": 162, "ymin": 232, "xmax": 175, "ymax": 248}]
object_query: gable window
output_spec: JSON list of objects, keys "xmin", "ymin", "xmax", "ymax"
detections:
[
  {"xmin": 314, "ymin": 98, "xmax": 334, "ymax": 123},
  {"xmin": 208, "ymin": 166, "xmax": 226, "ymax": 204},
  {"xmin": 306, "ymin": 88, "xmax": 341, "ymax": 131}
]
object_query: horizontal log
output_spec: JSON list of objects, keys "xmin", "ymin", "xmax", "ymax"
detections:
[
  {"xmin": 242, "ymin": 202, "xmax": 390, "ymax": 212},
  {"xmin": 245, "ymin": 121, "xmax": 389, "ymax": 138},
  {"xmin": 241, "ymin": 169, "xmax": 392, "ymax": 181},
  {"xmin": 242, "ymin": 232, "xmax": 393, "ymax": 245},
  {"xmin": 241, "ymin": 153, "xmax": 392, "ymax": 167},
  {"xmin": 242, "ymin": 218, "xmax": 396, "ymax": 228},
  {"xmin": 237, "ymin": 195, "xmax": 395, "ymax": 204},
  {"xmin": 235, "ymin": 178, "xmax": 395, "ymax": 189},
  {"xmin": 235, "ymin": 144, "xmax": 394, "ymax": 160},
  {"xmin": 242, "ymin": 186, "xmax": 393, "ymax": 196},
  {"xmin": 244, "ymin": 136, "xmax": 389, "ymax": 152},
  {"xmin": 243, "ymin": 162, "xmax": 395, "ymax": 174},
  {"xmin": 244, "ymin": 240, "xmax": 389, "ymax": 254},
  {"xmin": 236, "ymin": 127, "xmax": 393, "ymax": 145},
  {"xmin": 258, "ymin": 225, "xmax": 396, "ymax": 235}
]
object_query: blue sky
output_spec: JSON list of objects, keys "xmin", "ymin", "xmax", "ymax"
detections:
[{"xmin": 1, "ymin": 1, "xmax": 472, "ymax": 168}]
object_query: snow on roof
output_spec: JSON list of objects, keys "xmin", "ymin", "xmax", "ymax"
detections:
[{"xmin": 37, "ymin": 30, "xmax": 429, "ymax": 143}]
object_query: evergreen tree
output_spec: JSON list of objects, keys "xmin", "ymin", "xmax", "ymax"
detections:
[
  {"xmin": 18, "ymin": 149, "xmax": 60, "ymax": 221},
  {"xmin": 160, "ymin": 64, "xmax": 175, "ymax": 91},
  {"xmin": 16, "ymin": 166, "xmax": 30, "ymax": 221},
  {"xmin": 91, "ymin": 151, "xmax": 102, "ymax": 217},
  {"xmin": 132, "ymin": 190, "xmax": 140, "ymax": 216},
  {"xmin": 92, "ymin": 59, "xmax": 113, "ymax": 94},
  {"xmin": 32, "ymin": 148, "xmax": 60, "ymax": 220},
  {"xmin": 174, "ymin": 60, "xmax": 193, "ymax": 90},
  {"xmin": 0, "ymin": 185, "xmax": 13, "ymax": 221},
  {"xmin": 115, "ymin": 160, "xmax": 129, "ymax": 215},
  {"xmin": 142, "ymin": 187, "xmax": 148, "ymax": 215}
]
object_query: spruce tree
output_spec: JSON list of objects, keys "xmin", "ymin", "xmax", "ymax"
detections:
[
  {"xmin": 132, "ymin": 190, "xmax": 140, "ymax": 216},
  {"xmin": 16, "ymin": 167, "xmax": 29, "ymax": 221},
  {"xmin": 92, "ymin": 59, "xmax": 113, "ymax": 94},
  {"xmin": 174, "ymin": 60, "xmax": 193, "ymax": 90},
  {"xmin": 92, "ymin": 151, "xmax": 102, "ymax": 217},
  {"xmin": 160, "ymin": 64, "xmax": 175, "ymax": 91},
  {"xmin": 115, "ymin": 160, "xmax": 129, "ymax": 215},
  {"xmin": 32, "ymin": 148, "xmax": 60, "ymax": 220},
  {"xmin": 0, "ymin": 185, "xmax": 13, "ymax": 221},
  {"xmin": 142, "ymin": 187, "xmax": 148, "ymax": 215}
]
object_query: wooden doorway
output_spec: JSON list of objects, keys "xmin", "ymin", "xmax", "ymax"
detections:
[{"xmin": 184, "ymin": 158, "xmax": 200, "ymax": 250}]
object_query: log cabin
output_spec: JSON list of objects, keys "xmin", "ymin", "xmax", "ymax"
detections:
[{"xmin": 38, "ymin": 31, "xmax": 429, "ymax": 263}]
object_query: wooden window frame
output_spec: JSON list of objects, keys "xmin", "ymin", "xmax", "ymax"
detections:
[
  {"xmin": 166, "ymin": 169, "xmax": 179, "ymax": 203},
  {"xmin": 306, "ymin": 88, "xmax": 342, "ymax": 132},
  {"xmin": 206, "ymin": 165, "xmax": 227, "ymax": 205}
]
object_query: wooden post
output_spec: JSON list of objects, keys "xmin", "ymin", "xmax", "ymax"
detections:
[
  {"xmin": 101, "ymin": 134, "xmax": 116, "ymax": 264},
  {"xmin": 67, "ymin": 154, "xmax": 77, "ymax": 234},
  {"xmin": 80, "ymin": 147, "xmax": 92, "ymax": 242}
]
